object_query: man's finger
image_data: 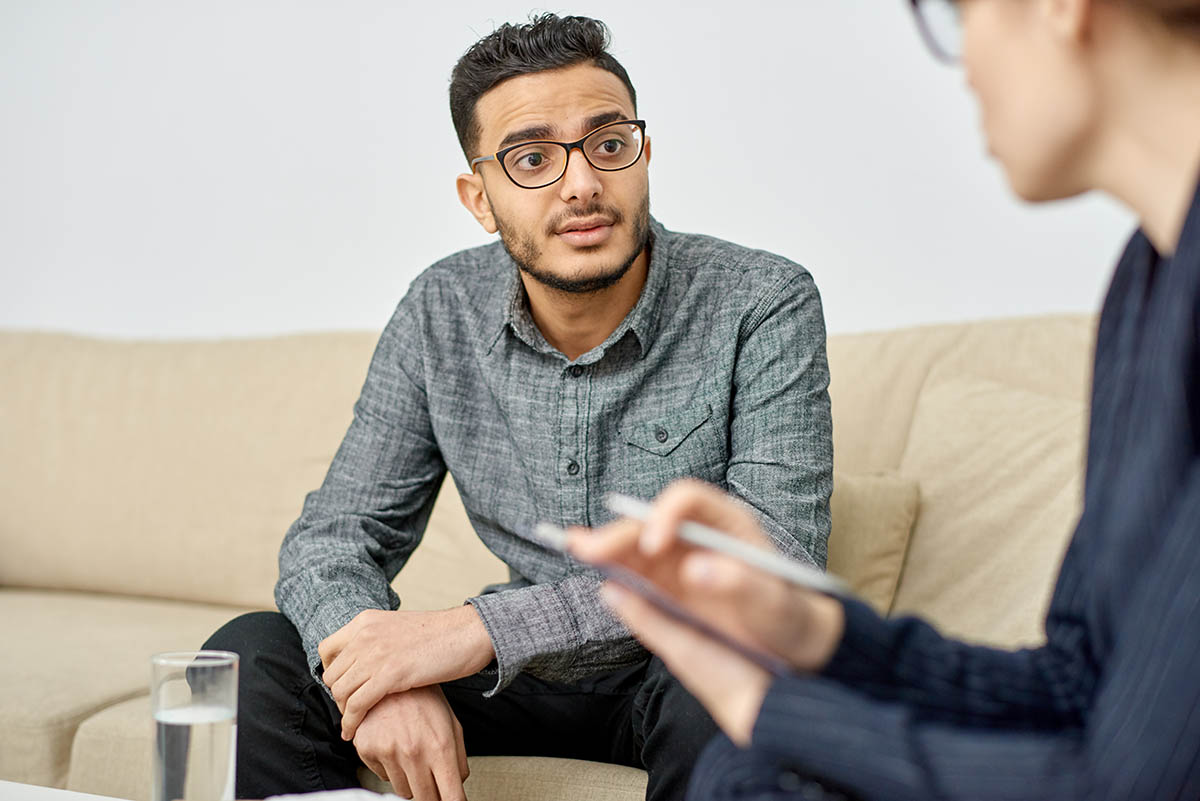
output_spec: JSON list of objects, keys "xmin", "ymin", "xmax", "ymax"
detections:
[
  {"xmin": 406, "ymin": 764, "xmax": 438, "ymax": 801},
  {"xmin": 318, "ymin": 617, "xmax": 361, "ymax": 669},
  {"xmin": 453, "ymin": 718, "xmax": 470, "ymax": 780},
  {"xmin": 361, "ymin": 754, "xmax": 389, "ymax": 784},
  {"xmin": 322, "ymin": 645, "xmax": 356, "ymax": 688},
  {"xmin": 431, "ymin": 750, "xmax": 468, "ymax": 801},
  {"xmin": 341, "ymin": 678, "xmax": 388, "ymax": 741},
  {"xmin": 380, "ymin": 755, "xmax": 411, "ymax": 800},
  {"xmin": 328, "ymin": 660, "xmax": 370, "ymax": 714}
]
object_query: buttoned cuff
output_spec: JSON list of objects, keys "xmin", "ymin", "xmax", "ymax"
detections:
[{"xmin": 466, "ymin": 582, "xmax": 582, "ymax": 697}]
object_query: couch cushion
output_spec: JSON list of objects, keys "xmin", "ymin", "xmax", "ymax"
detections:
[
  {"xmin": 892, "ymin": 377, "xmax": 1087, "ymax": 647},
  {"xmin": 69, "ymin": 693, "xmax": 646, "ymax": 801},
  {"xmin": 827, "ymin": 471, "xmax": 920, "ymax": 614},
  {"xmin": 0, "ymin": 589, "xmax": 250, "ymax": 787}
]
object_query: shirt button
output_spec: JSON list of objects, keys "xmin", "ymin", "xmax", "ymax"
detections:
[
  {"xmin": 654, "ymin": 426, "xmax": 669, "ymax": 443},
  {"xmin": 570, "ymin": 365, "xmax": 584, "ymax": 378},
  {"xmin": 566, "ymin": 460, "xmax": 580, "ymax": 476}
]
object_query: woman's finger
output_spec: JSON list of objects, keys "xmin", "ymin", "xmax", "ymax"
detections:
[
  {"xmin": 642, "ymin": 479, "xmax": 766, "ymax": 556},
  {"xmin": 567, "ymin": 519, "xmax": 643, "ymax": 564},
  {"xmin": 600, "ymin": 582, "xmax": 714, "ymax": 668}
]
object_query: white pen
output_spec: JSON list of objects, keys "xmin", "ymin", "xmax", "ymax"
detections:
[{"xmin": 604, "ymin": 493, "xmax": 850, "ymax": 597}]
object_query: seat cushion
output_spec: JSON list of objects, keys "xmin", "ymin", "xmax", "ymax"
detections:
[
  {"xmin": 0, "ymin": 589, "xmax": 249, "ymax": 787},
  {"xmin": 361, "ymin": 756, "xmax": 647, "ymax": 801},
  {"xmin": 69, "ymin": 694, "xmax": 647, "ymax": 801}
]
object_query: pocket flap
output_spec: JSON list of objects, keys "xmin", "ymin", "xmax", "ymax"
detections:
[{"xmin": 622, "ymin": 403, "xmax": 714, "ymax": 456}]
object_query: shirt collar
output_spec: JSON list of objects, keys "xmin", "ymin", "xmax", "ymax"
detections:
[{"xmin": 487, "ymin": 217, "xmax": 671, "ymax": 363}]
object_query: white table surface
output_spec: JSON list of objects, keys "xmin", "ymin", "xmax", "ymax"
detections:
[
  {"xmin": 0, "ymin": 782, "xmax": 402, "ymax": 801},
  {"xmin": 0, "ymin": 782, "xmax": 126, "ymax": 801}
]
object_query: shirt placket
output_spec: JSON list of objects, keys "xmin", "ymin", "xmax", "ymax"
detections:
[{"xmin": 558, "ymin": 362, "xmax": 591, "ymax": 527}]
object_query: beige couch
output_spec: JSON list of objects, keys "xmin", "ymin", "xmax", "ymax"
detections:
[{"xmin": 0, "ymin": 314, "xmax": 1095, "ymax": 800}]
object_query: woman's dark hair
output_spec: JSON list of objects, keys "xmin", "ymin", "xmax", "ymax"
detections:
[
  {"xmin": 449, "ymin": 14, "xmax": 637, "ymax": 160},
  {"xmin": 1132, "ymin": 0, "xmax": 1200, "ymax": 32}
]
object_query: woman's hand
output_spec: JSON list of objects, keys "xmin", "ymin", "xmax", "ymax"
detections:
[
  {"xmin": 569, "ymin": 479, "xmax": 845, "ymax": 694},
  {"xmin": 599, "ymin": 579, "xmax": 773, "ymax": 746}
]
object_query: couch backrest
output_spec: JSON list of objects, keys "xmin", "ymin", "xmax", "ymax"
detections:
[
  {"xmin": 0, "ymin": 316, "xmax": 1096, "ymax": 646},
  {"xmin": 0, "ymin": 331, "xmax": 507, "ymax": 610}
]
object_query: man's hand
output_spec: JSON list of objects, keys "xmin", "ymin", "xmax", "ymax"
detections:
[
  {"xmin": 319, "ymin": 605, "xmax": 494, "ymax": 741},
  {"xmin": 353, "ymin": 687, "xmax": 470, "ymax": 801},
  {"xmin": 569, "ymin": 479, "xmax": 845, "ymax": 673}
]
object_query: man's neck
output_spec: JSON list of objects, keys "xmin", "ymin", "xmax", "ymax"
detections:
[{"xmin": 522, "ymin": 247, "xmax": 651, "ymax": 362}]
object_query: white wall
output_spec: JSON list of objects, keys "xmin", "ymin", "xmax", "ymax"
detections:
[{"xmin": 0, "ymin": 0, "xmax": 1135, "ymax": 339}]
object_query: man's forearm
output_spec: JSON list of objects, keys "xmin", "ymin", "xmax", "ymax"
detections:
[{"xmin": 440, "ymin": 603, "xmax": 497, "ymax": 680}]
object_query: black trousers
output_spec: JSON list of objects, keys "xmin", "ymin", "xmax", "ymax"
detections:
[{"xmin": 204, "ymin": 611, "xmax": 717, "ymax": 801}]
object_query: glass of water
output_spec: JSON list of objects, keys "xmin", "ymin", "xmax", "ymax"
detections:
[{"xmin": 151, "ymin": 650, "xmax": 238, "ymax": 801}]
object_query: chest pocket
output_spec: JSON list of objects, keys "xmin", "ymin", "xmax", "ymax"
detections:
[{"xmin": 621, "ymin": 403, "xmax": 714, "ymax": 456}]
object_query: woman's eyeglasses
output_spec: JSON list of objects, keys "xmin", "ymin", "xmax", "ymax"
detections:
[{"xmin": 910, "ymin": 0, "xmax": 963, "ymax": 64}]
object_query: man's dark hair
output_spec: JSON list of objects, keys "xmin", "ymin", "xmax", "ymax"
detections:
[{"xmin": 449, "ymin": 14, "xmax": 637, "ymax": 160}]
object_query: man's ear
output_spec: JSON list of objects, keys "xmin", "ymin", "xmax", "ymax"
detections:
[
  {"xmin": 643, "ymin": 136, "xmax": 652, "ymax": 166},
  {"xmin": 457, "ymin": 170, "xmax": 498, "ymax": 234}
]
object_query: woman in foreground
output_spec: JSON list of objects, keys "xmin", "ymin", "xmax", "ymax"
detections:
[{"xmin": 572, "ymin": 1, "xmax": 1200, "ymax": 799}]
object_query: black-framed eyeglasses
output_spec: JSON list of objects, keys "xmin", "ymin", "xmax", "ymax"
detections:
[
  {"xmin": 910, "ymin": 0, "xmax": 962, "ymax": 64},
  {"xmin": 470, "ymin": 119, "xmax": 647, "ymax": 190}
]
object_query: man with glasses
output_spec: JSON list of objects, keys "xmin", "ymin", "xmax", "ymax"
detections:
[{"xmin": 205, "ymin": 13, "xmax": 832, "ymax": 801}]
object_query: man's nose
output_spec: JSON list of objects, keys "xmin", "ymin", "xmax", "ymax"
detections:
[{"xmin": 558, "ymin": 146, "xmax": 603, "ymax": 203}]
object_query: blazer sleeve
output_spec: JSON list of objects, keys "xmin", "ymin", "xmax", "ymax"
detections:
[{"xmin": 747, "ymin": 466, "xmax": 1200, "ymax": 801}]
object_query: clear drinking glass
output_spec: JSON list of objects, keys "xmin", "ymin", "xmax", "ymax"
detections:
[{"xmin": 151, "ymin": 651, "xmax": 239, "ymax": 801}]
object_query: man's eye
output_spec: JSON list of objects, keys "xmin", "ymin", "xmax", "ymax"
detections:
[
  {"xmin": 510, "ymin": 149, "xmax": 554, "ymax": 171},
  {"xmin": 597, "ymin": 139, "xmax": 624, "ymax": 155}
]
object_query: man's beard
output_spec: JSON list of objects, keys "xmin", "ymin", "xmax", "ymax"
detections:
[{"xmin": 495, "ymin": 194, "xmax": 651, "ymax": 294}]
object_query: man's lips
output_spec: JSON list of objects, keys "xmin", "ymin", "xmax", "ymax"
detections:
[
  {"xmin": 556, "ymin": 216, "xmax": 614, "ymax": 234},
  {"xmin": 555, "ymin": 217, "xmax": 616, "ymax": 247}
]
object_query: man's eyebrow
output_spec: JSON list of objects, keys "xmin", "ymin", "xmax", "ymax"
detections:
[
  {"xmin": 497, "ymin": 124, "xmax": 556, "ymax": 150},
  {"xmin": 583, "ymin": 111, "xmax": 629, "ymax": 132},
  {"xmin": 494, "ymin": 111, "xmax": 632, "ymax": 151}
]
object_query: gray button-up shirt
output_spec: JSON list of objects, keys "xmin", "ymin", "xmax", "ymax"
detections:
[{"xmin": 276, "ymin": 218, "xmax": 833, "ymax": 695}]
